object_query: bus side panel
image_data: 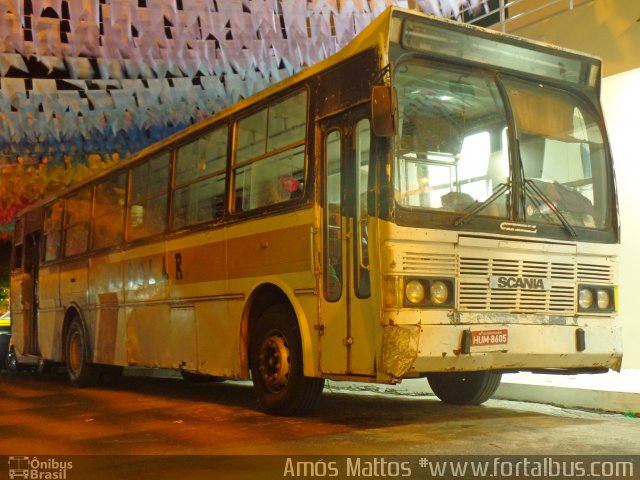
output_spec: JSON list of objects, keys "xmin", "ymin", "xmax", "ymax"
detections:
[
  {"xmin": 59, "ymin": 259, "xmax": 89, "ymax": 308},
  {"xmin": 126, "ymin": 304, "xmax": 172, "ymax": 367},
  {"xmin": 226, "ymin": 222, "xmax": 313, "ymax": 281},
  {"xmin": 169, "ymin": 306, "xmax": 197, "ymax": 370},
  {"xmin": 123, "ymin": 244, "xmax": 170, "ymax": 367},
  {"xmin": 166, "ymin": 229, "xmax": 231, "ymax": 375},
  {"xmin": 89, "ymin": 253, "xmax": 127, "ymax": 366},
  {"xmin": 59, "ymin": 259, "xmax": 92, "ymax": 357},
  {"xmin": 166, "ymin": 230, "xmax": 227, "ymax": 300},
  {"xmin": 37, "ymin": 264, "xmax": 62, "ymax": 361},
  {"xmin": 195, "ymin": 299, "xmax": 242, "ymax": 378}
]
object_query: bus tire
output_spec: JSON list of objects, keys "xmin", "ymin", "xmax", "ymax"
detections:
[
  {"xmin": 250, "ymin": 305, "xmax": 324, "ymax": 416},
  {"xmin": 65, "ymin": 318, "xmax": 100, "ymax": 387},
  {"xmin": 427, "ymin": 371, "xmax": 502, "ymax": 405}
]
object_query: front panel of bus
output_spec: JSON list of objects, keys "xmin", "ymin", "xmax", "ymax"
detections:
[{"xmin": 374, "ymin": 13, "xmax": 621, "ymax": 381}]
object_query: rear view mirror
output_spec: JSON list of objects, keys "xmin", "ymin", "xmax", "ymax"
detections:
[{"xmin": 371, "ymin": 86, "xmax": 398, "ymax": 137}]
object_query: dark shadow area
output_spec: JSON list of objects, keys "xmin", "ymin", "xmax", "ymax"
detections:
[
  {"xmin": 0, "ymin": 368, "xmax": 625, "ymax": 458},
  {"xmin": 1, "ymin": 367, "xmax": 556, "ymax": 428}
]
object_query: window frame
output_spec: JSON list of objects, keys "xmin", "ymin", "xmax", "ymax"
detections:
[
  {"xmin": 126, "ymin": 152, "xmax": 171, "ymax": 242},
  {"xmin": 91, "ymin": 171, "xmax": 127, "ymax": 251},
  {"xmin": 231, "ymin": 88, "xmax": 310, "ymax": 215},
  {"xmin": 390, "ymin": 56, "xmax": 618, "ymax": 243},
  {"xmin": 42, "ymin": 199, "xmax": 65, "ymax": 264},
  {"xmin": 171, "ymin": 123, "xmax": 229, "ymax": 230},
  {"xmin": 323, "ymin": 127, "xmax": 343, "ymax": 302},
  {"xmin": 62, "ymin": 185, "xmax": 93, "ymax": 258}
]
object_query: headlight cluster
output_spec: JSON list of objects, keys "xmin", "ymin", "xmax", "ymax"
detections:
[
  {"xmin": 577, "ymin": 284, "xmax": 616, "ymax": 313},
  {"xmin": 384, "ymin": 276, "xmax": 454, "ymax": 308}
]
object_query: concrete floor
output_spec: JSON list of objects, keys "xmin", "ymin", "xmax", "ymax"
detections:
[
  {"xmin": 499, "ymin": 369, "xmax": 640, "ymax": 413},
  {"xmin": 334, "ymin": 369, "xmax": 640, "ymax": 414},
  {"xmin": 1, "ymin": 370, "xmax": 638, "ymax": 479}
]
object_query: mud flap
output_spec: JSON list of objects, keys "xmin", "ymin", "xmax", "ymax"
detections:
[{"xmin": 378, "ymin": 324, "xmax": 420, "ymax": 383}]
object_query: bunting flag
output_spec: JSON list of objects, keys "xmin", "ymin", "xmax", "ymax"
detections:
[{"xmin": 0, "ymin": 0, "xmax": 493, "ymax": 225}]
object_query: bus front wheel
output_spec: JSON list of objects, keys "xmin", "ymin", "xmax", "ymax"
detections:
[
  {"xmin": 65, "ymin": 318, "xmax": 100, "ymax": 387},
  {"xmin": 250, "ymin": 305, "xmax": 324, "ymax": 416},
  {"xmin": 427, "ymin": 371, "xmax": 502, "ymax": 405}
]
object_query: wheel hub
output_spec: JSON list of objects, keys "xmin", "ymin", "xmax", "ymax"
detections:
[{"xmin": 258, "ymin": 332, "xmax": 291, "ymax": 393}]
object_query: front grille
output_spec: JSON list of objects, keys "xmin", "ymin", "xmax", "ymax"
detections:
[
  {"xmin": 459, "ymin": 279, "xmax": 576, "ymax": 312},
  {"xmin": 459, "ymin": 257, "xmax": 575, "ymax": 279},
  {"xmin": 577, "ymin": 263, "xmax": 614, "ymax": 283},
  {"xmin": 401, "ymin": 252, "xmax": 457, "ymax": 276},
  {"xmin": 459, "ymin": 257, "xmax": 576, "ymax": 313},
  {"xmin": 399, "ymin": 251, "xmax": 613, "ymax": 314}
]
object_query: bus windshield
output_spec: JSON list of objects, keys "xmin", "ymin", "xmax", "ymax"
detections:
[
  {"xmin": 394, "ymin": 63, "xmax": 510, "ymax": 217},
  {"xmin": 505, "ymin": 78, "xmax": 610, "ymax": 229},
  {"xmin": 393, "ymin": 61, "xmax": 612, "ymax": 232}
]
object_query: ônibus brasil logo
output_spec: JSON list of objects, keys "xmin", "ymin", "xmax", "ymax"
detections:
[{"xmin": 8, "ymin": 456, "xmax": 73, "ymax": 479}]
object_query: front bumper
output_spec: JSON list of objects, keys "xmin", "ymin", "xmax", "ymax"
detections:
[{"xmin": 378, "ymin": 315, "xmax": 622, "ymax": 382}]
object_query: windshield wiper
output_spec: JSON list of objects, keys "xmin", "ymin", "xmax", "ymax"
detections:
[
  {"xmin": 524, "ymin": 179, "xmax": 577, "ymax": 238},
  {"xmin": 454, "ymin": 182, "xmax": 510, "ymax": 227}
]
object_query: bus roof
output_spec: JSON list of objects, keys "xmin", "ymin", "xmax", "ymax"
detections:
[{"xmin": 16, "ymin": 6, "xmax": 601, "ymax": 217}]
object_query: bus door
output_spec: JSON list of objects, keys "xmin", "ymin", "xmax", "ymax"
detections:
[
  {"xmin": 23, "ymin": 231, "xmax": 41, "ymax": 355},
  {"xmin": 13, "ymin": 209, "xmax": 43, "ymax": 355},
  {"xmin": 319, "ymin": 106, "xmax": 376, "ymax": 375}
]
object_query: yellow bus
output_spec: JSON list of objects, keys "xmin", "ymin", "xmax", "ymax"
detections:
[{"xmin": 9, "ymin": 7, "xmax": 620, "ymax": 415}]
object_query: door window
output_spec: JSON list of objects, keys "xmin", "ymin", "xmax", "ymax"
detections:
[
  {"xmin": 324, "ymin": 130, "xmax": 342, "ymax": 302},
  {"xmin": 354, "ymin": 119, "xmax": 371, "ymax": 298}
]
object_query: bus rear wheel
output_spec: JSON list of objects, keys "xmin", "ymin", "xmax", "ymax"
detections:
[
  {"xmin": 427, "ymin": 371, "xmax": 502, "ymax": 405},
  {"xmin": 65, "ymin": 318, "xmax": 100, "ymax": 387},
  {"xmin": 250, "ymin": 305, "xmax": 324, "ymax": 416}
]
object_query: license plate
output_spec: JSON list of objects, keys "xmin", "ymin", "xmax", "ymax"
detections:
[{"xmin": 471, "ymin": 329, "xmax": 508, "ymax": 347}]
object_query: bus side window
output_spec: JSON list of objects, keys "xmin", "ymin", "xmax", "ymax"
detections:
[
  {"xmin": 43, "ymin": 200, "xmax": 64, "ymax": 262},
  {"xmin": 128, "ymin": 153, "xmax": 170, "ymax": 240},
  {"xmin": 172, "ymin": 126, "xmax": 228, "ymax": 228},
  {"xmin": 239, "ymin": 147, "xmax": 304, "ymax": 210},
  {"xmin": 234, "ymin": 90, "xmax": 307, "ymax": 212},
  {"xmin": 63, "ymin": 186, "xmax": 92, "ymax": 257},
  {"xmin": 92, "ymin": 173, "xmax": 126, "ymax": 250}
]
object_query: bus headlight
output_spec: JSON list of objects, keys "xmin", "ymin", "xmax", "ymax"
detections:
[
  {"xmin": 577, "ymin": 285, "xmax": 616, "ymax": 312},
  {"xmin": 384, "ymin": 276, "xmax": 455, "ymax": 309},
  {"xmin": 430, "ymin": 280, "xmax": 449, "ymax": 305},
  {"xmin": 597, "ymin": 289, "xmax": 611, "ymax": 310},
  {"xmin": 400, "ymin": 277, "xmax": 454, "ymax": 308},
  {"xmin": 405, "ymin": 280, "xmax": 425, "ymax": 304},
  {"xmin": 578, "ymin": 288, "xmax": 593, "ymax": 310}
]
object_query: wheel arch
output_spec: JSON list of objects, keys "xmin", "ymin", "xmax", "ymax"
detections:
[{"xmin": 239, "ymin": 280, "xmax": 317, "ymax": 379}]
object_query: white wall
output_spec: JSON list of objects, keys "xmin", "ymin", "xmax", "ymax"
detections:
[
  {"xmin": 601, "ymin": 68, "xmax": 640, "ymax": 368},
  {"xmin": 504, "ymin": 0, "xmax": 640, "ymax": 370},
  {"xmin": 510, "ymin": 0, "xmax": 640, "ymax": 77}
]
